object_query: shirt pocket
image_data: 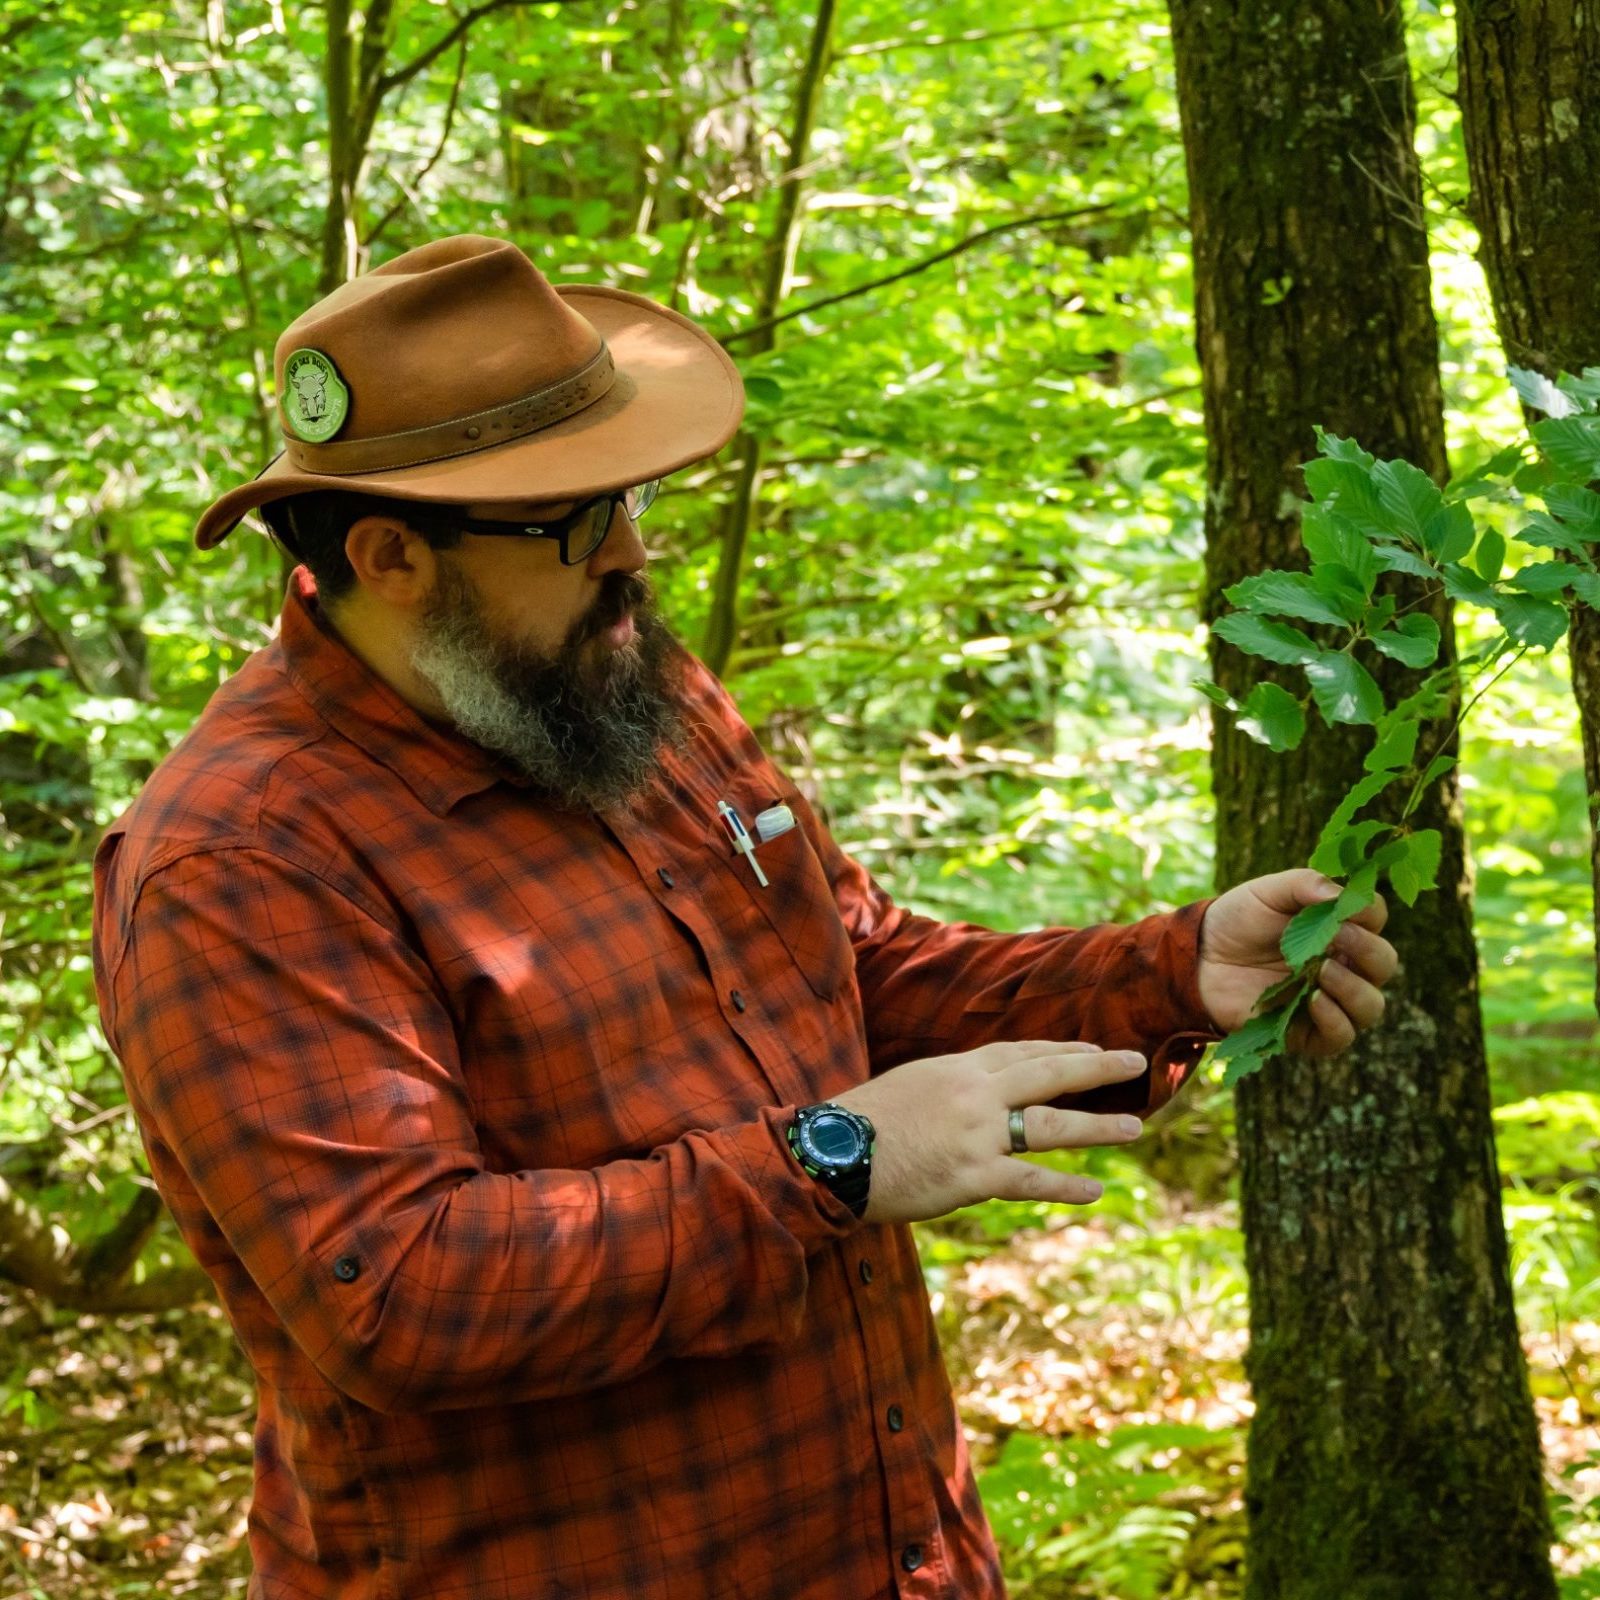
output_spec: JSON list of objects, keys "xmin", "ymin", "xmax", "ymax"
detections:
[{"xmin": 700, "ymin": 779, "xmax": 854, "ymax": 1004}]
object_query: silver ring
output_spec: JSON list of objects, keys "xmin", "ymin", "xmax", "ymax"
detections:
[{"xmin": 1008, "ymin": 1108, "xmax": 1029, "ymax": 1154}]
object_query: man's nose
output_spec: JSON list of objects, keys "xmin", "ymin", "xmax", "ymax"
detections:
[{"xmin": 587, "ymin": 498, "xmax": 649, "ymax": 576}]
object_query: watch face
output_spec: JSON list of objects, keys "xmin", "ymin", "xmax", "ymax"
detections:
[{"xmin": 803, "ymin": 1110, "xmax": 864, "ymax": 1171}]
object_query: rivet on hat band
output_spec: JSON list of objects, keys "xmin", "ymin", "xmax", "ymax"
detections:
[{"xmin": 284, "ymin": 342, "xmax": 617, "ymax": 477}]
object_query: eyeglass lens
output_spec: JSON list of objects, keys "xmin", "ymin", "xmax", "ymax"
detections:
[{"xmin": 573, "ymin": 479, "xmax": 660, "ymax": 561}]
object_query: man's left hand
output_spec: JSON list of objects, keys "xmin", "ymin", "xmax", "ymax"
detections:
[{"xmin": 1197, "ymin": 868, "xmax": 1399, "ymax": 1056}]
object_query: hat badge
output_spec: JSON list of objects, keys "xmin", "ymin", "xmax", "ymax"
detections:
[{"xmin": 282, "ymin": 348, "xmax": 350, "ymax": 443}]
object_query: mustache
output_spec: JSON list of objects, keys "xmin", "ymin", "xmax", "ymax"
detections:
[{"xmin": 583, "ymin": 572, "xmax": 652, "ymax": 638}]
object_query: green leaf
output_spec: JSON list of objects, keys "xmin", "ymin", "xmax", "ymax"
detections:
[
  {"xmin": 1302, "ymin": 458, "xmax": 1388, "ymax": 536},
  {"xmin": 1305, "ymin": 651, "xmax": 1384, "ymax": 725},
  {"xmin": 1557, "ymin": 368, "xmax": 1600, "ymax": 407},
  {"xmin": 1491, "ymin": 591, "xmax": 1570, "ymax": 649},
  {"xmin": 1313, "ymin": 429, "xmax": 1377, "ymax": 469},
  {"xmin": 1216, "ymin": 1004, "xmax": 1297, "ymax": 1087},
  {"xmin": 1238, "ymin": 681, "xmax": 1307, "ymax": 751},
  {"xmin": 1543, "ymin": 482, "xmax": 1600, "ymax": 537},
  {"xmin": 1368, "ymin": 614, "xmax": 1440, "ymax": 668},
  {"xmin": 1520, "ymin": 511, "xmax": 1593, "ymax": 554},
  {"xmin": 1509, "ymin": 560, "xmax": 1575, "ymax": 597},
  {"xmin": 1387, "ymin": 829, "xmax": 1442, "ymax": 907},
  {"xmin": 1532, "ymin": 414, "xmax": 1600, "ymax": 478},
  {"xmin": 1371, "ymin": 542, "xmax": 1437, "ymax": 579},
  {"xmin": 1509, "ymin": 365, "xmax": 1579, "ymax": 418},
  {"xmin": 1300, "ymin": 503, "xmax": 1377, "ymax": 589},
  {"xmin": 1373, "ymin": 459, "xmax": 1443, "ymax": 541},
  {"xmin": 1472, "ymin": 528, "xmax": 1506, "ymax": 583},
  {"xmin": 1441, "ymin": 562, "xmax": 1495, "ymax": 604},
  {"xmin": 1312, "ymin": 562, "xmax": 1371, "ymax": 617},
  {"xmin": 743, "ymin": 374, "xmax": 783, "ymax": 404},
  {"xmin": 1446, "ymin": 441, "xmax": 1526, "ymax": 500},
  {"xmin": 1571, "ymin": 571, "xmax": 1600, "ymax": 609},
  {"xmin": 1417, "ymin": 752, "xmax": 1456, "ymax": 788},
  {"xmin": 1213, "ymin": 613, "xmax": 1321, "ymax": 665},
  {"xmin": 1363, "ymin": 719, "xmax": 1419, "ymax": 773},
  {"xmin": 1193, "ymin": 677, "xmax": 1238, "ymax": 711},
  {"xmin": 1310, "ymin": 769, "xmax": 1394, "ymax": 869},
  {"xmin": 1280, "ymin": 899, "xmax": 1344, "ymax": 967},
  {"xmin": 1337, "ymin": 819, "xmax": 1393, "ymax": 873},
  {"xmin": 1223, "ymin": 571, "xmax": 1352, "ymax": 628},
  {"xmin": 1423, "ymin": 501, "xmax": 1476, "ymax": 563}
]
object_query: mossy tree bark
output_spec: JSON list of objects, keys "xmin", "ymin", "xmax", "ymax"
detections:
[
  {"xmin": 1166, "ymin": 1, "xmax": 1555, "ymax": 1594},
  {"xmin": 1456, "ymin": 0, "xmax": 1600, "ymax": 1021}
]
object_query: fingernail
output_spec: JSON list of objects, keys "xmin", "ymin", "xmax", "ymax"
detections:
[
  {"xmin": 1082, "ymin": 1180, "xmax": 1104, "ymax": 1200},
  {"xmin": 1119, "ymin": 1116, "xmax": 1142, "ymax": 1137},
  {"xmin": 1120, "ymin": 1052, "xmax": 1147, "ymax": 1072},
  {"xmin": 1314, "ymin": 878, "xmax": 1340, "ymax": 899}
]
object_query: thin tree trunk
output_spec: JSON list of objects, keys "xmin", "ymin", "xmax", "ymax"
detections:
[
  {"xmin": 701, "ymin": 0, "xmax": 838, "ymax": 677},
  {"xmin": 1456, "ymin": 0, "xmax": 1600, "ymax": 1021},
  {"xmin": 1167, "ymin": 1, "xmax": 1555, "ymax": 1594},
  {"xmin": 320, "ymin": 0, "xmax": 355, "ymax": 295}
]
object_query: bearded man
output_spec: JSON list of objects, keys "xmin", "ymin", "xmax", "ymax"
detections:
[{"xmin": 90, "ymin": 234, "xmax": 1396, "ymax": 1600}]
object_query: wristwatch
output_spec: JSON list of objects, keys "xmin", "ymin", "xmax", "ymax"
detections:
[{"xmin": 785, "ymin": 1102, "xmax": 874, "ymax": 1219}]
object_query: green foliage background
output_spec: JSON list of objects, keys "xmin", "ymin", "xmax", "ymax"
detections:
[{"xmin": 1, "ymin": 0, "xmax": 1595, "ymax": 1594}]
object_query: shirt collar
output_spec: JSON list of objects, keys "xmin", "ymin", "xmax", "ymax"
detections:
[{"xmin": 278, "ymin": 565, "xmax": 516, "ymax": 817}]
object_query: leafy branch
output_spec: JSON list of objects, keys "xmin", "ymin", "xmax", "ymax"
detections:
[{"xmin": 1199, "ymin": 366, "xmax": 1600, "ymax": 1083}]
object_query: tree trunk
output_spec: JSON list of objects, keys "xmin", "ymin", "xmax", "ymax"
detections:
[
  {"xmin": 1166, "ymin": 2, "xmax": 1555, "ymax": 1595},
  {"xmin": 1455, "ymin": 0, "xmax": 1600, "ymax": 1021},
  {"xmin": 701, "ymin": 0, "xmax": 838, "ymax": 677}
]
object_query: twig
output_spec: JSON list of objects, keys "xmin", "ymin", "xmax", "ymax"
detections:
[
  {"xmin": 720, "ymin": 204, "xmax": 1122, "ymax": 348},
  {"xmin": 379, "ymin": 0, "xmax": 589, "ymax": 96},
  {"xmin": 365, "ymin": 36, "xmax": 469, "ymax": 248}
]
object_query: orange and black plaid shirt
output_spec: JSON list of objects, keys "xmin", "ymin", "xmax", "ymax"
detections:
[{"xmin": 91, "ymin": 568, "xmax": 1217, "ymax": 1600}]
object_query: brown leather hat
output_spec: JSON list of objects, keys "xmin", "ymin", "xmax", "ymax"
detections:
[{"xmin": 194, "ymin": 233, "xmax": 745, "ymax": 549}]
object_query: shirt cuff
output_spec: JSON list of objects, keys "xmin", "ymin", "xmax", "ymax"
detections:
[{"xmin": 1058, "ymin": 896, "xmax": 1223, "ymax": 1118}]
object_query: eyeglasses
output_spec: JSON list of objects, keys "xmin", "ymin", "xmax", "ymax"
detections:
[{"xmin": 416, "ymin": 479, "xmax": 662, "ymax": 565}]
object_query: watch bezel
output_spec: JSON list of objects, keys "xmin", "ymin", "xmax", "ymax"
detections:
[{"xmin": 796, "ymin": 1104, "xmax": 869, "ymax": 1175}]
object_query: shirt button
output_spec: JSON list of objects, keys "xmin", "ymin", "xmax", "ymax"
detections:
[
  {"xmin": 657, "ymin": 867, "xmax": 675, "ymax": 888},
  {"xmin": 901, "ymin": 1544, "xmax": 923, "ymax": 1572},
  {"xmin": 730, "ymin": 989, "xmax": 747, "ymax": 1013},
  {"xmin": 887, "ymin": 1404, "xmax": 904, "ymax": 1432},
  {"xmin": 859, "ymin": 1259, "xmax": 873, "ymax": 1285},
  {"xmin": 333, "ymin": 1256, "xmax": 360, "ymax": 1282}
]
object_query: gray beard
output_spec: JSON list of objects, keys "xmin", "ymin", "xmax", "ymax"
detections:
[{"xmin": 408, "ymin": 560, "xmax": 689, "ymax": 814}]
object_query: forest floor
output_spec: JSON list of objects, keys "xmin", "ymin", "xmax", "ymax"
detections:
[{"xmin": 0, "ymin": 1179, "xmax": 1595, "ymax": 1600}]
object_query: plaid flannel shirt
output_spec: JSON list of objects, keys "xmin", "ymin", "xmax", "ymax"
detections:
[{"xmin": 91, "ymin": 568, "xmax": 1218, "ymax": 1600}]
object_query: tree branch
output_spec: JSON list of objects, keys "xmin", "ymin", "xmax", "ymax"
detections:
[
  {"xmin": 364, "ymin": 36, "xmax": 469, "ymax": 250},
  {"xmin": 378, "ymin": 0, "xmax": 588, "ymax": 97},
  {"xmin": 720, "ymin": 203, "xmax": 1121, "ymax": 348}
]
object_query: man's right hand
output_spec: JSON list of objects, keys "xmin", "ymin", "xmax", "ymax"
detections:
[{"xmin": 830, "ymin": 1040, "xmax": 1149, "ymax": 1226}]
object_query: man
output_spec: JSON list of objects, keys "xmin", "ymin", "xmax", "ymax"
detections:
[{"xmin": 91, "ymin": 234, "xmax": 1395, "ymax": 1600}]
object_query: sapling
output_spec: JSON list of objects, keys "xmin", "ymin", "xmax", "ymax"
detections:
[{"xmin": 1198, "ymin": 367, "xmax": 1600, "ymax": 1082}]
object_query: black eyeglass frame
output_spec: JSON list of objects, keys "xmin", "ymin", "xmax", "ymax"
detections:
[{"xmin": 404, "ymin": 478, "xmax": 662, "ymax": 566}]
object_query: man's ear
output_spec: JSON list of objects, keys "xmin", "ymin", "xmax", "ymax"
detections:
[{"xmin": 344, "ymin": 517, "xmax": 440, "ymax": 608}]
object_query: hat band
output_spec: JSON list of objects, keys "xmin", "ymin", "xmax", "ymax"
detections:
[{"xmin": 284, "ymin": 342, "xmax": 616, "ymax": 477}]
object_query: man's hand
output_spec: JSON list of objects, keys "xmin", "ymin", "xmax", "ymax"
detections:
[
  {"xmin": 1198, "ymin": 868, "xmax": 1399, "ymax": 1056},
  {"xmin": 831, "ymin": 1041, "xmax": 1152, "ymax": 1224}
]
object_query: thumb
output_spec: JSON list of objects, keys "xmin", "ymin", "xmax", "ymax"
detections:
[{"xmin": 1248, "ymin": 867, "xmax": 1341, "ymax": 916}]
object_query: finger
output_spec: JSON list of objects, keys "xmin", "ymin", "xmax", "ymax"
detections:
[
  {"xmin": 985, "ymin": 1157, "xmax": 1105, "ymax": 1206},
  {"xmin": 975, "ymin": 1039, "xmax": 1102, "ymax": 1074},
  {"xmin": 1314, "ymin": 956, "xmax": 1386, "ymax": 1031},
  {"xmin": 1009, "ymin": 1104, "xmax": 1144, "ymax": 1155},
  {"xmin": 1345, "ymin": 890, "xmax": 1389, "ymax": 935},
  {"xmin": 1330, "ymin": 922, "xmax": 1399, "ymax": 986},
  {"xmin": 998, "ymin": 1049, "xmax": 1147, "ymax": 1104},
  {"xmin": 1301, "ymin": 986, "xmax": 1358, "ymax": 1055},
  {"xmin": 1245, "ymin": 867, "xmax": 1342, "ymax": 916}
]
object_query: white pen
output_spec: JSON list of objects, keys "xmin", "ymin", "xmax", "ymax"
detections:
[{"xmin": 717, "ymin": 800, "xmax": 770, "ymax": 888}]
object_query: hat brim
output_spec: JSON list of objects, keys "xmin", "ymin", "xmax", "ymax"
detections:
[{"xmin": 193, "ymin": 284, "xmax": 745, "ymax": 550}]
